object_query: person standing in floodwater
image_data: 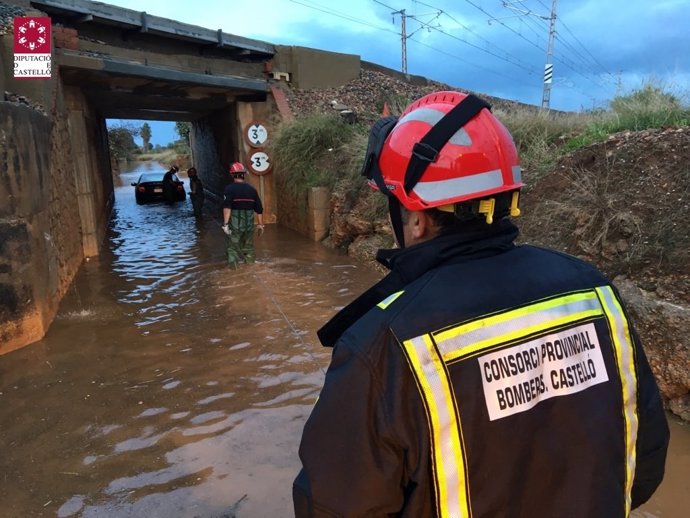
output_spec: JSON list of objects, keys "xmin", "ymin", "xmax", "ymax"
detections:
[
  {"xmin": 187, "ymin": 167, "xmax": 204, "ymax": 218},
  {"xmin": 293, "ymin": 91, "xmax": 669, "ymax": 517},
  {"xmin": 221, "ymin": 162, "xmax": 264, "ymax": 268},
  {"xmin": 162, "ymin": 164, "xmax": 179, "ymax": 205}
]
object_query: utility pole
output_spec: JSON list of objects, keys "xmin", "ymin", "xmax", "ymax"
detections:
[
  {"xmin": 392, "ymin": 8, "xmax": 408, "ymax": 75},
  {"xmin": 541, "ymin": 0, "xmax": 557, "ymax": 109},
  {"xmin": 502, "ymin": 1, "xmax": 558, "ymax": 109},
  {"xmin": 378, "ymin": 1, "xmax": 440, "ymax": 76}
]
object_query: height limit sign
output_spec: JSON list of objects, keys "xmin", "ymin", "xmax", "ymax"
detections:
[
  {"xmin": 244, "ymin": 121, "xmax": 271, "ymax": 175},
  {"xmin": 244, "ymin": 122, "xmax": 268, "ymax": 148}
]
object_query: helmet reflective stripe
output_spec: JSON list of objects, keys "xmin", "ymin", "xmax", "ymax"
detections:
[
  {"xmin": 512, "ymin": 165, "xmax": 522, "ymax": 184},
  {"xmin": 396, "ymin": 108, "xmax": 473, "ymax": 146},
  {"xmin": 412, "ymin": 169, "xmax": 504, "ymax": 204}
]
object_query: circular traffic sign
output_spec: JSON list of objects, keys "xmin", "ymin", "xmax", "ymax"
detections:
[
  {"xmin": 247, "ymin": 151, "xmax": 272, "ymax": 175},
  {"xmin": 245, "ymin": 122, "xmax": 269, "ymax": 148}
]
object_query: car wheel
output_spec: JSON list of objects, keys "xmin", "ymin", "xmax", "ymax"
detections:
[{"xmin": 136, "ymin": 194, "xmax": 145, "ymax": 205}]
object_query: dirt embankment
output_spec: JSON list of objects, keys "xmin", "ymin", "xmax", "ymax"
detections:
[
  {"xmin": 283, "ymin": 73, "xmax": 690, "ymax": 421},
  {"xmin": 521, "ymin": 127, "xmax": 690, "ymax": 419}
]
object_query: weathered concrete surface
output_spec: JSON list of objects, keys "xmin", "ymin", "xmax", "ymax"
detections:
[
  {"xmin": 235, "ymin": 100, "xmax": 278, "ymax": 224},
  {"xmin": 274, "ymin": 45, "xmax": 360, "ymax": 90},
  {"xmin": 64, "ymin": 85, "xmax": 114, "ymax": 257},
  {"xmin": 0, "ymin": 33, "xmax": 52, "ymax": 113},
  {"xmin": 277, "ymin": 186, "xmax": 331, "ymax": 242},
  {"xmin": 0, "ymin": 104, "xmax": 83, "ymax": 354}
]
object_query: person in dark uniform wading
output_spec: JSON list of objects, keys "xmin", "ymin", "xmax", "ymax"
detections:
[
  {"xmin": 293, "ymin": 91, "xmax": 669, "ymax": 518},
  {"xmin": 187, "ymin": 167, "xmax": 204, "ymax": 218},
  {"xmin": 221, "ymin": 162, "xmax": 264, "ymax": 268},
  {"xmin": 162, "ymin": 164, "xmax": 179, "ymax": 205}
]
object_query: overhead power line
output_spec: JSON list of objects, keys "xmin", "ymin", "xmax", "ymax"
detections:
[
  {"xmin": 289, "ymin": 0, "xmax": 397, "ymax": 35},
  {"xmin": 411, "ymin": 0, "xmax": 540, "ymax": 75},
  {"xmin": 510, "ymin": 0, "xmax": 613, "ymax": 82},
  {"xmin": 558, "ymin": 17, "xmax": 614, "ymax": 79},
  {"xmin": 460, "ymin": 0, "xmax": 546, "ymax": 54},
  {"xmin": 407, "ymin": 36, "xmax": 537, "ymax": 89}
]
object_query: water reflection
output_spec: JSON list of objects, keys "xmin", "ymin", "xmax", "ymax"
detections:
[
  {"xmin": 0, "ymin": 161, "xmax": 686, "ymax": 517},
  {"xmin": 0, "ymin": 161, "xmax": 382, "ymax": 517}
]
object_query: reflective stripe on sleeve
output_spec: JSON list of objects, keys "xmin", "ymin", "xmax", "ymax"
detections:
[
  {"xmin": 596, "ymin": 286, "xmax": 638, "ymax": 516},
  {"xmin": 377, "ymin": 290, "xmax": 404, "ymax": 310},
  {"xmin": 402, "ymin": 335, "xmax": 471, "ymax": 518}
]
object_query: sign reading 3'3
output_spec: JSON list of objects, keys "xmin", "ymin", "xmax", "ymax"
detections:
[
  {"xmin": 247, "ymin": 151, "xmax": 272, "ymax": 176},
  {"xmin": 245, "ymin": 122, "xmax": 268, "ymax": 148}
]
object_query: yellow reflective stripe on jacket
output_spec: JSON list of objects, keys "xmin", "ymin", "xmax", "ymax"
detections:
[
  {"xmin": 377, "ymin": 290, "xmax": 404, "ymax": 310},
  {"xmin": 435, "ymin": 291, "xmax": 604, "ymax": 362},
  {"xmin": 403, "ymin": 335, "xmax": 471, "ymax": 518},
  {"xmin": 400, "ymin": 287, "xmax": 638, "ymax": 517},
  {"xmin": 596, "ymin": 286, "xmax": 638, "ymax": 516}
]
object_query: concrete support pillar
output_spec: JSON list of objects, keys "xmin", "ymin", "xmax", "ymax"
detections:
[
  {"xmin": 68, "ymin": 108, "xmax": 100, "ymax": 256},
  {"xmin": 308, "ymin": 187, "xmax": 330, "ymax": 241},
  {"xmin": 236, "ymin": 101, "xmax": 277, "ymax": 224},
  {"xmin": 65, "ymin": 87, "xmax": 111, "ymax": 257}
]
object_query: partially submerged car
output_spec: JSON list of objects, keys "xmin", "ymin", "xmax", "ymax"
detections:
[{"xmin": 131, "ymin": 172, "xmax": 186, "ymax": 204}]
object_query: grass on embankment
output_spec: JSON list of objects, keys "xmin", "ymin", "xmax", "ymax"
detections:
[{"xmin": 271, "ymin": 83, "xmax": 690, "ymax": 214}]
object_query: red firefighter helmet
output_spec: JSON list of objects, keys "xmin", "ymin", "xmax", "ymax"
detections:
[
  {"xmin": 229, "ymin": 162, "xmax": 246, "ymax": 177},
  {"xmin": 365, "ymin": 91, "xmax": 523, "ymax": 212}
]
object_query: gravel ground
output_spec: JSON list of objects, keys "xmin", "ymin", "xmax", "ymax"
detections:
[{"xmin": 0, "ymin": 2, "xmax": 24, "ymax": 35}]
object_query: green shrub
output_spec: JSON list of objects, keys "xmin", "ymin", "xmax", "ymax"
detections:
[
  {"xmin": 610, "ymin": 83, "xmax": 689, "ymax": 130},
  {"xmin": 496, "ymin": 109, "xmax": 590, "ymax": 186},
  {"xmin": 273, "ymin": 113, "xmax": 359, "ymax": 200}
]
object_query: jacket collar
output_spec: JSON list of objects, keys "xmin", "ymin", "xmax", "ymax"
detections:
[{"xmin": 317, "ymin": 219, "xmax": 519, "ymax": 347}]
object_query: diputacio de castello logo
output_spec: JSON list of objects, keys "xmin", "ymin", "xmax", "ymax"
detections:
[{"xmin": 13, "ymin": 16, "xmax": 52, "ymax": 79}]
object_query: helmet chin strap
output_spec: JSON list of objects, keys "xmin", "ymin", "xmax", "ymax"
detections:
[{"xmin": 388, "ymin": 196, "xmax": 406, "ymax": 248}]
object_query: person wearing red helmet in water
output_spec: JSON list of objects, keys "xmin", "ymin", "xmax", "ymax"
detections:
[
  {"xmin": 293, "ymin": 92, "xmax": 668, "ymax": 518},
  {"xmin": 222, "ymin": 162, "xmax": 264, "ymax": 268}
]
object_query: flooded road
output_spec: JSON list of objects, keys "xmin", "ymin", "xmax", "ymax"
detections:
[{"xmin": 0, "ymin": 161, "xmax": 687, "ymax": 518}]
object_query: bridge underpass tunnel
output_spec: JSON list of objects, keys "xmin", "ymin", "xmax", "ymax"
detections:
[
  {"xmin": 41, "ymin": 0, "xmax": 281, "ymax": 243},
  {"xmin": 103, "ymin": 108, "xmax": 278, "ymax": 228}
]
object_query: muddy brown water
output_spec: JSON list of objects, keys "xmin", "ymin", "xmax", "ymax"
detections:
[{"xmin": 0, "ymin": 162, "xmax": 687, "ymax": 518}]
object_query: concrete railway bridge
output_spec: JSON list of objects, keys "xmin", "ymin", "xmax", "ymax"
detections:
[{"xmin": 0, "ymin": 0, "xmax": 363, "ymax": 351}]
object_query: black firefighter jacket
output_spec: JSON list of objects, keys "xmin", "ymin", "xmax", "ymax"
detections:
[{"xmin": 294, "ymin": 218, "xmax": 669, "ymax": 518}]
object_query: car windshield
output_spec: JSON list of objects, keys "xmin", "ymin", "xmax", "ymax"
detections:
[{"xmin": 139, "ymin": 173, "xmax": 165, "ymax": 183}]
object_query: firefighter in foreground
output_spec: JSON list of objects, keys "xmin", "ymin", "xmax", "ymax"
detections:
[
  {"xmin": 222, "ymin": 162, "xmax": 264, "ymax": 268},
  {"xmin": 293, "ymin": 91, "xmax": 669, "ymax": 517}
]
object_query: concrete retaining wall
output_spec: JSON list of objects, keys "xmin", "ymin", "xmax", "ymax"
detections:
[
  {"xmin": 274, "ymin": 46, "xmax": 360, "ymax": 90},
  {"xmin": 1, "ymin": 31, "xmax": 112, "ymax": 352},
  {"xmin": 0, "ymin": 104, "xmax": 84, "ymax": 353},
  {"xmin": 277, "ymin": 186, "xmax": 331, "ymax": 242}
]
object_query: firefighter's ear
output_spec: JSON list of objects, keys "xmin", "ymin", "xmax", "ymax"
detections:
[{"xmin": 403, "ymin": 210, "xmax": 434, "ymax": 244}]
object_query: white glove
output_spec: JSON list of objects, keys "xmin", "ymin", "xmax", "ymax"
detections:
[
  {"xmin": 222, "ymin": 224, "xmax": 231, "ymax": 236},
  {"xmin": 256, "ymin": 224, "xmax": 265, "ymax": 237}
]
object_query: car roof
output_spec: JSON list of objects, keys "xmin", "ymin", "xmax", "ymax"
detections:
[{"xmin": 139, "ymin": 172, "xmax": 166, "ymax": 182}]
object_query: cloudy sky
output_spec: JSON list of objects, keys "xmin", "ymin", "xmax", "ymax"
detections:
[{"xmin": 103, "ymin": 0, "xmax": 690, "ymax": 144}]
